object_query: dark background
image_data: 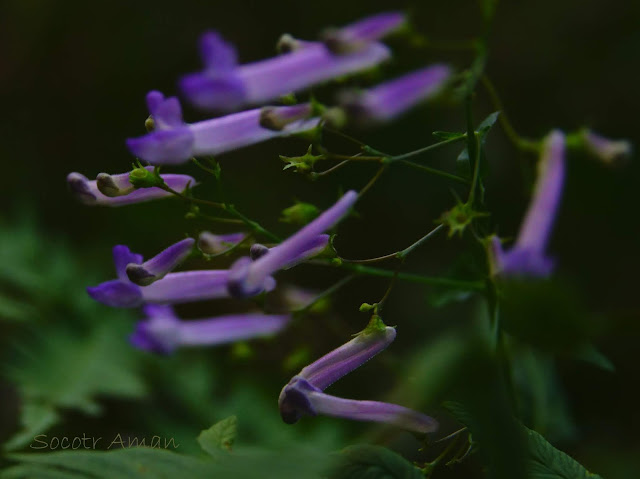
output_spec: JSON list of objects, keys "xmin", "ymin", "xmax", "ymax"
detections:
[{"xmin": 1, "ymin": 0, "xmax": 639, "ymax": 477}]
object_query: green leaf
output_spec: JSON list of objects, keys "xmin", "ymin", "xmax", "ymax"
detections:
[
  {"xmin": 525, "ymin": 425, "xmax": 604, "ymax": 479},
  {"xmin": 457, "ymin": 111, "xmax": 500, "ymax": 178},
  {"xmin": 328, "ymin": 445, "xmax": 423, "ymax": 479},
  {"xmin": 197, "ymin": 416, "xmax": 238, "ymax": 454}
]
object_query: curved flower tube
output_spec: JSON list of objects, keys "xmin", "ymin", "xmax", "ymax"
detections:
[
  {"xmin": 179, "ymin": 30, "xmax": 391, "ymax": 111},
  {"xmin": 249, "ymin": 234, "xmax": 329, "ymax": 269},
  {"xmin": 227, "ymin": 191, "xmax": 357, "ymax": 298},
  {"xmin": 130, "ymin": 304, "xmax": 290, "ymax": 355},
  {"xmin": 126, "ymin": 238, "xmax": 195, "ymax": 286},
  {"xmin": 197, "ymin": 231, "xmax": 246, "ymax": 255},
  {"xmin": 87, "ymin": 245, "xmax": 274, "ymax": 308},
  {"xmin": 278, "ymin": 317, "xmax": 438, "ymax": 434},
  {"xmin": 491, "ymin": 130, "xmax": 566, "ymax": 277},
  {"xmin": 67, "ymin": 167, "xmax": 194, "ymax": 206},
  {"xmin": 126, "ymin": 91, "xmax": 320, "ymax": 164},
  {"xmin": 321, "ymin": 11, "xmax": 406, "ymax": 53},
  {"xmin": 580, "ymin": 129, "xmax": 632, "ymax": 165},
  {"xmin": 338, "ymin": 65, "xmax": 451, "ymax": 123}
]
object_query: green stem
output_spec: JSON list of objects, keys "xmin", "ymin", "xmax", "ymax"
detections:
[
  {"xmin": 390, "ymin": 135, "xmax": 468, "ymax": 161},
  {"xmin": 336, "ymin": 263, "xmax": 485, "ymax": 291},
  {"xmin": 396, "ymin": 160, "xmax": 470, "ymax": 185},
  {"xmin": 293, "ymin": 275, "xmax": 355, "ymax": 316},
  {"xmin": 224, "ymin": 204, "xmax": 282, "ymax": 242},
  {"xmin": 397, "ymin": 224, "xmax": 445, "ymax": 260}
]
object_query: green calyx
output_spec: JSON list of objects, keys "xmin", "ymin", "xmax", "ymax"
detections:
[
  {"xmin": 280, "ymin": 145, "xmax": 325, "ymax": 173},
  {"xmin": 129, "ymin": 167, "xmax": 165, "ymax": 189},
  {"xmin": 280, "ymin": 200, "xmax": 320, "ymax": 225}
]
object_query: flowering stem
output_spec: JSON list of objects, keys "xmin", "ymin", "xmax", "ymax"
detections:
[
  {"xmin": 336, "ymin": 263, "xmax": 485, "ymax": 291},
  {"xmin": 390, "ymin": 135, "xmax": 467, "ymax": 161},
  {"xmin": 293, "ymin": 275, "xmax": 356, "ymax": 316},
  {"xmin": 335, "ymin": 224, "xmax": 444, "ymax": 264},
  {"xmin": 396, "ymin": 160, "xmax": 470, "ymax": 185},
  {"xmin": 481, "ymin": 75, "xmax": 540, "ymax": 153},
  {"xmin": 466, "ymin": 131, "xmax": 482, "ymax": 205},
  {"xmin": 224, "ymin": 204, "xmax": 282, "ymax": 242},
  {"xmin": 358, "ymin": 164, "xmax": 388, "ymax": 197}
]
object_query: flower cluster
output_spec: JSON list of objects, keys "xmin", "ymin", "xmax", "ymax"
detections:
[
  {"xmin": 67, "ymin": 9, "xmax": 632, "ymax": 439},
  {"xmin": 64, "ymin": 11, "xmax": 452, "ymax": 435}
]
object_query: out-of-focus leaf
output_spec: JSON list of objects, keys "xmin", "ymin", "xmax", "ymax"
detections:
[
  {"xmin": 4, "ymin": 319, "xmax": 145, "ymax": 450},
  {"xmin": 525, "ymin": 425, "xmax": 604, "ymax": 479},
  {"xmin": 427, "ymin": 251, "xmax": 484, "ymax": 308},
  {"xmin": 2, "ymin": 444, "xmax": 332, "ymax": 479},
  {"xmin": 328, "ymin": 445, "xmax": 423, "ymax": 479},
  {"xmin": 498, "ymin": 278, "xmax": 598, "ymax": 352},
  {"xmin": 572, "ymin": 343, "xmax": 615, "ymax": 372},
  {"xmin": 509, "ymin": 344, "xmax": 576, "ymax": 443},
  {"xmin": 197, "ymin": 415, "xmax": 238, "ymax": 454}
]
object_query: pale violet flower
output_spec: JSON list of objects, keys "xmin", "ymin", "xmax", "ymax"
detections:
[
  {"xmin": 279, "ymin": 317, "xmax": 438, "ymax": 433},
  {"xmin": 126, "ymin": 91, "xmax": 320, "ymax": 164},
  {"xmin": 130, "ymin": 304, "xmax": 290, "ymax": 355},
  {"xmin": 338, "ymin": 65, "xmax": 451, "ymax": 123},
  {"xmin": 179, "ymin": 27, "xmax": 391, "ymax": 111},
  {"xmin": 67, "ymin": 167, "xmax": 194, "ymax": 206},
  {"xmin": 491, "ymin": 130, "xmax": 566, "ymax": 277}
]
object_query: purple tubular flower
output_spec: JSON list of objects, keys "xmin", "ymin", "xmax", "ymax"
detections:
[
  {"xmin": 130, "ymin": 304, "xmax": 290, "ymax": 355},
  {"xmin": 278, "ymin": 318, "xmax": 438, "ymax": 434},
  {"xmin": 491, "ymin": 131, "xmax": 566, "ymax": 277},
  {"xmin": 580, "ymin": 129, "xmax": 632, "ymax": 165},
  {"xmin": 126, "ymin": 91, "xmax": 320, "ymax": 164},
  {"xmin": 227, "ymin": 191, "xmax": 357, "ymax": 298},
  {"xmin": 87, "ymin": 245, "xmax": 256, "ymax": 308},
  {"xmin": 67, "ymin": 167, "xmax": 194, "ymax": 206},
  {"xmin": 126, "ymin": 238, "xmax": 195, "ymax": 286},
  {"xmin": 338, "ymin": 65, "xmax": 451, "ymax": 123},
  {"xmin": 179, "ymin": 31, "xmax": 391, "ymax": 111},
  {"xmin": 322, "ymin": 12, "xmax": 407, "ymax": 54},
  {"xmin": 197, "ymin": 231, "xmax": 246, "ymax": 255},
  {"xmin": 249, "ymin": 234, "xmax": 329, "ymax": 268}
]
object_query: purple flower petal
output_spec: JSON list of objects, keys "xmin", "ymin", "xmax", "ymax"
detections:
[
  {"xmin": 299, "ymin": 320, "xmax": 396, "ymax": 390},
  {"xmin": 87, "ymin": 280, "xmax": 143, "ymax": 308},
  {"xmin": 228, "ymin": 191, "xmax": 357, "ymax": 298},
  {"xmin": 197, "ymin": 232, "xmax": 246, "ymax": 255},
  {"xmin": 279, "ymin": 377, "xmax": 437, "ymax": 434},
  {"xmin": 581, "ymin": 129, "xmax": 632, "ymax": 165},
  {"xmin": 127, "ymin": 94, "xmax": 320, "ymax": 164},
  {"xmin": 130, "ymin": 305, "xmax": 290, "ymax": 355},
  {"xmin": 338, "ymin": 65, "xmax": 451, "ymax": 123},
  {"xmin": 67, "ymin": 167, "xmax": 194, "ymax": 206},
  {"xmin": 180, "ymin": 31, "xmax": 390, "ymax": 111},
  {"xmin": 140, "ymin": 270, "xmax": 231, "ymax": 304},
  {"xmin": 492, "ymin": 131, "xmax": 565, "ymax": 278},
  {"xmin": 322, "ymin": 12, "xmax": 406, "ymax": 53},
  {"xmin": 126, "ymin": 238, "xmax": 195, "ymax": 286},
  {"xmin": 113, "ymin": 245, "xmax": 143, "ymax": 281}
]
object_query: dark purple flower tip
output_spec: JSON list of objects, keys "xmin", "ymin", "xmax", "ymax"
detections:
[
  {"xmin": 126, "ymin": 238, "xmax": 195, "ymax": 286},
  {"xmin": 87, "ymin": 280, "xmax": 142, "ymax": 308},
  {"xmin": 278, "ymin": 376, "xmax": 320, "ymax": 424},
  {"xmin": 322, "ymin": 11, "xmax": 406, "ymax": 54},
  {"xmin": 250, "ymin": 243, "xmax": 270, "ymax": 261},
  {"xmin": 179, "ymin": 72, "xmax": 247, "ymax": 111},
  {"xmin": 66, "ymin": 172, "xmax": 97, "ymax": 204},
  {"xmin": 113, "ymin": 245, "xmax": 143, "ymax": 280},
  {"xmin": 126, "ymin": 128, "xmax": 195, "ymax": 165}
]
